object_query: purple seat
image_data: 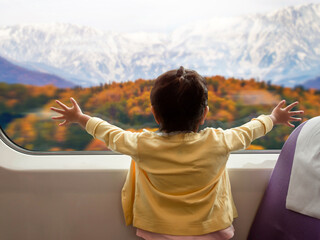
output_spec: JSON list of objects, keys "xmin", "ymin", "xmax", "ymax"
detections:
[{"xmin": 247, "ymin": 121, "xmax": 320, "ymax": 240}]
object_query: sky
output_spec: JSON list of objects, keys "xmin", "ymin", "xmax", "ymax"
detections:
[{"xmin": 1, "ymin": 0, "xmax": 320, "ymax": 32}]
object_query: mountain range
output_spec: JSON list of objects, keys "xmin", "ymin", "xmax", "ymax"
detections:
[
  {"xmin": 0, "ymin": 3, "xmax": 320, "ymax": 87},
  {"xmin": 303, "ymin": 76, "xmax": 320, "ymax": 89},
  {"xmin": 0, "ymin": 56, "xmax": 74, "ymax": 87}
]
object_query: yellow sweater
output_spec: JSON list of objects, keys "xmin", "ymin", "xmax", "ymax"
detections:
[{"xmin": 86, "ymin": 115, "xmax": 273, "ymax": 235}]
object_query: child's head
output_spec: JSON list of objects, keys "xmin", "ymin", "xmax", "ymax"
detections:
[{"xmin": 150, "ymin": 66, "xmax": 208, "ymax": 133}]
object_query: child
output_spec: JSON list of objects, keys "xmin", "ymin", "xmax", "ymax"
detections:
[{"xmin": 51, "ymin": 66, "xmax": 303, "ymax": 240}]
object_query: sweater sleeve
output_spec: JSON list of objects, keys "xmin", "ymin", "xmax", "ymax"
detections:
[
  {"xmin": 85, "ymin": 117, "xmax": 139, "ymax": 158},
  {"xmin": 223, "ymin": 115, "xmax": 273, "ymax": 152}
]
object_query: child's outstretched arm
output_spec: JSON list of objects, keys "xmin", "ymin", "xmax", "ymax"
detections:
[
  {"xmin": 269, "ymin": 100, "xmax": 304, "ymax": 127},
  {"xmin": 51, "ymin": 98, "xmax": 139, "ymax": 157},
  {"xmin": 224, "ymin": 100, "xmax": 304, "ymax": 151},
  {"xmin": 51, "ymin": 98, "xmax": 91, "ymax": 128}
]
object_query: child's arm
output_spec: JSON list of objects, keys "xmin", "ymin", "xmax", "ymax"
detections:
[
  {"xmin": 51, "ymin": 98, "xmax": 91, "ymax": 128},
  {"xmin": 51, "ymin": 98, "xmax": 140, "ymax": 157},
  {"xmin": 223, "ymin": 100, "xmax": 303, "ymax": 151}
]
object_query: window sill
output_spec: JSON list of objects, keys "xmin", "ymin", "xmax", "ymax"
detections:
[{"xmin": 0, "ymin": 137, "xmax": 278, "ymax": 171}]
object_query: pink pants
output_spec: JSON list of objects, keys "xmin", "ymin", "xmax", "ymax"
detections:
[{"xmin": 136, "ymin": 225, "xmax": 235, "ymax": 240}]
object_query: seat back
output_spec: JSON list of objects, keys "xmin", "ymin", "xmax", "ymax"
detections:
[{"xmin": 248, "ymin": 120, "xmax": 320, "ymax": 240}]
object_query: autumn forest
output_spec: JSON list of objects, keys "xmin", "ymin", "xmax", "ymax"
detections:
[{"xmin": 0, "ymin": 76, "xmax": 319, "ymax": 152}]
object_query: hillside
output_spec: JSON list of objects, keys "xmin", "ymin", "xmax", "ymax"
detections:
[
  {"xmin": 1, "ymin": 77, "xmax": 319, "ymax": 151},
  {"xmin": 0, "ymin": 56, "xmax": 75, "ymax": 88}
]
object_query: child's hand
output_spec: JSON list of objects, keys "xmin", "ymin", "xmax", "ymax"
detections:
[
  {"xmin": 269, "ymin": 100, "xmax": 304, "ymax": 127},
  {"xmin": 51, "ymin": 98, "xmax": 90, "ymax": 128}
]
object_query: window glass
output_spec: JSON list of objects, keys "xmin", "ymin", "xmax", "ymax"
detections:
[{"xmin": 0, "ymin": 0, "xmax": 320, "ymax": 151}]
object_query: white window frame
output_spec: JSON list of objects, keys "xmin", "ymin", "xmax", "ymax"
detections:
[{"xmin": 0, "ymin": 127, "xmax": 279, "ymax": 171}]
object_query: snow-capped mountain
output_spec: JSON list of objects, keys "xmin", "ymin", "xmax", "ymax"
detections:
[{"xmin": 0, "ymin": 3, "xmax": 320, "ymax": 87}]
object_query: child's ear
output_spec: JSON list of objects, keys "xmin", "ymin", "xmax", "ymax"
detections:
[
  {"xmin": 200, "ymin": 106, "xmax": 209, "ymax": 125},
  {"xmin": 151, "ymin": 106, "xmax": 161, "ymax": 125}
]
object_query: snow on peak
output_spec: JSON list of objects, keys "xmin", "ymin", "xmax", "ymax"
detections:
[{"xmin": 0, "ymin": 3, "xmax": 320, "ymax": 87}]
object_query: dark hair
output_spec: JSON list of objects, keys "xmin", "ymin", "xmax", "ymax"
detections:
[{"xmin": 150, "ymin": 66, "xmax": 208, "ymax": 132}]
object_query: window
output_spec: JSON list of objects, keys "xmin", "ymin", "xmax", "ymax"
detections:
[{"xmin": 0, "ymin": 0, "xmax": 319, "ymax": 152}]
